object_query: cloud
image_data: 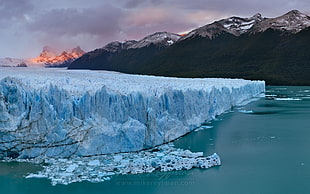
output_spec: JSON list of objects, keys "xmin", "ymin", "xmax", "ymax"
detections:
[
  {"xmin": 27, "ymin": 4, "xmax": 123, "ymax": 37},
  {"xmin": 122, "ymin": 0, "xmax": 164, "ymax": 8},
  {"xmin": 122, "ymin": 7, "xmax": 197, "ymax": 39},
  {"xmin": 124, "ymin": 7, "xmax": 171, "ymax": 27},
  {"xmin": 25, "ymin": 1, "xmax": 202, "ymax": 50},
  {"xmin": 23, "ymin": 3, "xmax": 126, "ymax": 51},
  {"xmin": 0, "ymin": 0, "xmax": 34, "ymax": 25}
]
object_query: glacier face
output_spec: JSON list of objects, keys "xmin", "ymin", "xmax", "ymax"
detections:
[{"xmin": 0, "ymin": 68, "xmax": 265, "ymax": 159}]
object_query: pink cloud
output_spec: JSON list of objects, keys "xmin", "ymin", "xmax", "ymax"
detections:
[
  {"xmin": 125, "ymin": 7, "xmax": 170, "ymax": 27},
  {"xmin": 186, "ymin": 11, "xmax": 230, "ymax": 27}
]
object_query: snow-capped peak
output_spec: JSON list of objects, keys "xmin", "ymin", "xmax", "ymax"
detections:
[
  {"xmin": 128, "ymin": 32, "xmax": 181, "ymax": 49},
  {"xmin": 103, "ymin": 41, "xmax": 124, "ymax": 52},
  {"xmin": 254, "ymin": 10, "xmax": 310, "ymax": 33},
  {"xmin": 180, "ymin": 10, "xmax": 310, "ymax": 40},
  {"xmin": 102, "ymin": 40, "xmax": 138, "ymax": 52},
  {"xmin": 179, "ymin": 13, "xmax": 264, "ymax": 40},
  {"xmin": 251, "ymin": 13, "xmax": 264, "ymax": 21},
  {"xmin": 218, "ymin": 13, "xmax": 264, "ymax": 35},
  {"xmin": 102, "ymin": 32, "xmax": 181, "ymax": 52}
]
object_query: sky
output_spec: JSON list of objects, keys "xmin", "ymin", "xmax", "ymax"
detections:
[{"xmin": 0, "ymin": 0, "xmax": 309, "ymax": 58}]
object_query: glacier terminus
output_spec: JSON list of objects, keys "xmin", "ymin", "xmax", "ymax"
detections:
[{"xmin": 0, "ymin": 68, "xmax": 265, "ymax": 159}]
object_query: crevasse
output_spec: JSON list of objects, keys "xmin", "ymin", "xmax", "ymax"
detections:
[{"xmin": 0, "ymin": 68, "xmax": 265, "ymax": 159}]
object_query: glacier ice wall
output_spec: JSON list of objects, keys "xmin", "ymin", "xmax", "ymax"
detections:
[{"xmin": 0, "ymin": 68, "xmax": 265, "ymax": 159}]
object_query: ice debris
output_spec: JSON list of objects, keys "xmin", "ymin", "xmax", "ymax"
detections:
[{"xmin": 25, "ymin": 144, "xmax": 221, "ymax": 186}]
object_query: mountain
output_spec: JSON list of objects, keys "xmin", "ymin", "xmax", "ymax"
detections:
[
  {"xmin": 32, "ymin": 46, "xmax": 85, "ymax": 67},
  {"xmin": 180, "ymin": 10, "xmax": 310, "ymax": 40},
  {"xmin": 68, "ymin": 32, "xmax": 180, "ymax": 70},
  {"xmin": 0, "ymin": 58, "xmax": 28, "ymax": 67},
  {"xmin": 68, "ymin": 10, "xmax": 310, "ymax": 85},
  {"xmin": 179, "ymin": 13, "xmax": 264, "ymax": 40},
  {"xmin": 34, "ymin": 46, "xmax": 57, "ymax": 63},
  {"xmin": 251, "ymin": 10, "xmax": 310, "ymax": 33}
]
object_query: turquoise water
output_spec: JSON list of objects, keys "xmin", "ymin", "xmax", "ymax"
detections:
[{"xmin": 1, "ymin": 86, "xmax": 310, "ymax": 194}]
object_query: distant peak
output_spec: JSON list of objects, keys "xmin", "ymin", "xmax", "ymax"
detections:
[
  {"xmin": 251, "ymin": 13, "xmax": 263, "ymax": 21},
  {"xmin": 42, "ymin": 46, "xmax": 55, "ymax": 53},
  {"xmin": 145, "ymin": 31, "xmax": 180, "ymax": 37},
  {"xmin": 72, "ymin": 46, "xmax": 85, "ymax": 54},
  {"xmin": 253, "ymin": 13, "xmax": 262, "ymax": 17},
  {"xmin": 40, "ymin": 46, "xmax": 57, "ymax": 59},
  {"xmin": 282, "ymin": 10, "xmax": 310, "ymax": 18},
  {"xmin": 101, "ymin": 32, "xmax": 181, "ymax": 52},
  {"xmin": 251, "ymin": 9, "xmax": 310, "ymax": 34},
  {"xmin": 32, "ymin": 46, "xmax": 85, "ymax": 65},
  {"xmin": 139, "ymin": 32, "xmax": 181, "ymax": 43},
  {"xmin": 129, "ymin": 31, "xmax": 181, "ymax": 49},
  {"xmin": 103, "ymin": 41, "xmax": 123, "ymax": 52},
  {"xmin": 286, "ymin": 9, "xmax": 303, "ymax": 15}
]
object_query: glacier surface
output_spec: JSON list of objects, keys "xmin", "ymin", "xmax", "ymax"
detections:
[{"xmin": 0, "ymin": 67, "xmax": 265, "ymax": 159}]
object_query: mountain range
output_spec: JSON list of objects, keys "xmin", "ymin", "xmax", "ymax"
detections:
[
  {"xmin": 68, "ymin": 10, "xmax": 310, "ymax": 85},
  {"xmin": 0, "ymin": 58, "xmax": 28, "ymax": 67},
  {"xmin": 32, "ymin": 46, "xmax": 85, "ymax": 67},
  {"xmin": 0, "ymin": 46, "xmax": 85, "ymax": 67}
]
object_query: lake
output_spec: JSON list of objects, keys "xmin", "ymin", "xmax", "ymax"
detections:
[{"xmin": 1, "ymin": 86, "xmax": 309, "ymax": 194}]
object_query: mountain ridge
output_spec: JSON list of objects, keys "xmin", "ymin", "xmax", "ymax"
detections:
[
  {"xmin": 68, "ymin": 10, "xmax": 310, "ymax": 85},
  {"xmin": 0, "ymin": 46, "xmax": 85, "ymax": 67}
]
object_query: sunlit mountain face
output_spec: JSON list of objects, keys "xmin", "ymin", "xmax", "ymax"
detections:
[{"xmin": 31, "ymin": 46, "xmax": 85, "ymax": 67}]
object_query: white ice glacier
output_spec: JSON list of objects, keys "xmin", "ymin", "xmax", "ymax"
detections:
[{"xmin": 0, "ymin": 67, "xmax": 265, "ymax": 159}]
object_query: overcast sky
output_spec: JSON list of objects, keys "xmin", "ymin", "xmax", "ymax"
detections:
[{"xmin": 0, "ymin": 0, "xmax": 309, "ymax": 58}]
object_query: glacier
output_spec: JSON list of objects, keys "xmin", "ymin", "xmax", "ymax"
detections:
[{"xmin": 0, "ymin": 67, "xmax": 265, "ymax": 159}]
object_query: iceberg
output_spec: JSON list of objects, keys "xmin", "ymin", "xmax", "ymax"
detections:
[{"xmin": 0, "ymin": 67, "xmax": 265, "ymax": 159}]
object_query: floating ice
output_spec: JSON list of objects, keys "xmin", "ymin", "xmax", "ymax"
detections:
[
  {"xmin": 274, "ymin": 98, "xmax": 302, "ymax": 101},
  {"xmin": 25, "ymin": 144, "xmax": 221, "ymax": 186},
  {"xmin": 265, "ymin": 94, "xmax": 277, "ymax": 97},
  {"xmin": 238, "ymin": 110, "xmax": 254, "ymax": 114},
  {"xmin": 194, "ymin": 125, "xmax": 214, "ymax": 132}
]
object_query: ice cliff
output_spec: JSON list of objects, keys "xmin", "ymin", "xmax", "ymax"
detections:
[{"xmin": 0, "ymin": 68, "xmax": 265, "ymax": 159}]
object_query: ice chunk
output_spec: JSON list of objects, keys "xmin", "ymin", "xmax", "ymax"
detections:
[
  {"xmin": 66, "ymin": 164, "xmax": 78, "ymax": 173},
  {"xmin": 274, "ymin": 98, "xmax": 302, "ymax": 101},
  {"xmin": 88, "ymin": 160, "xmax": 100, "ymax": 166},
  {"xmin": 26, "ymin": 173, "xmax": 47, "ymax": 179}
]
